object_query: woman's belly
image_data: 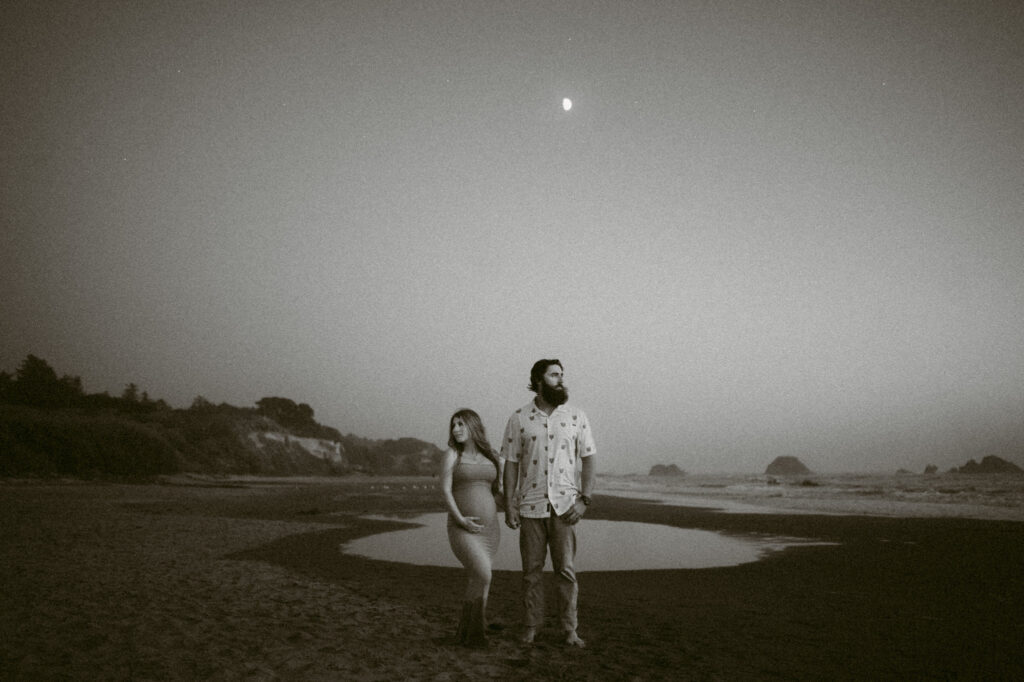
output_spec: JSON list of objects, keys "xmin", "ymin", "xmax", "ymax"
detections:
[{"xmin": 453, "ymin": 482, "xmax": 497, "ymax": 519}]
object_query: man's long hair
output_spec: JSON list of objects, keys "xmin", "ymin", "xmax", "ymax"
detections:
[{"xmin": 448, "ymin": 408, "xmax": 501, "ymax": 496}]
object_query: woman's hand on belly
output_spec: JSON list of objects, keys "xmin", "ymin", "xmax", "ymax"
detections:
[{"xmin": 459, "ymin": 516, "xmax": 484, "ymax": 533}]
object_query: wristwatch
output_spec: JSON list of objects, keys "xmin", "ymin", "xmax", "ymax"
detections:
[{"xmin": 579, "ymin": 495, "xmax": 592, "ymax": 506}]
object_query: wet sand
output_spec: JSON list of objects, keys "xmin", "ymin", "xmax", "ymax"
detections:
[{"xmin": 1, "ymin": 475, "xmax": 1021, "ymax": 680}]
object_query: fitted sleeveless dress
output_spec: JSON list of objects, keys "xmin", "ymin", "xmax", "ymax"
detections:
[{"xmin": 447, "ymin": 455, "xmax": 501, "ymax": 588}]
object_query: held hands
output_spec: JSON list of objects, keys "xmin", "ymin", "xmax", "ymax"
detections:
[
  {"xmin": 460, "ymin": 516, "xmax": 484, "ymax": 533},
  {"xmin": 561, "ymin": 498, "xmax": 588, "ymax": 525},
  {"xmin": 504, "ymin": 506, "xmax": 521, "ymax": 530}
]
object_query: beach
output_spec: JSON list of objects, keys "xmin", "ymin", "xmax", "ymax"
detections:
[{"xmin": 1, "ymin": 476, "xmax": 1021, "ymax": 681}]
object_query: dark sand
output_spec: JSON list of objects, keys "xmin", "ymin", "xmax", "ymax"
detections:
[{"xmin": 1, "ymin": 476, "xmax": 1021, "ymax": 680}]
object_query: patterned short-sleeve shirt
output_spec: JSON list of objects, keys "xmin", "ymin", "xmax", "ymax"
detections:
[{"xmin": 500, "ymin": 401, "xmax": 596, "ymax": 518}]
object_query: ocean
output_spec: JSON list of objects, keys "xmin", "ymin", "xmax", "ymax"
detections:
[
  {"xmin": 342, "ymin": 471, "xmax": 1023, "ymax": 571},
  {"xmin": 598, "ymin": 472, "xmax": 1024, "ymax": 522}
]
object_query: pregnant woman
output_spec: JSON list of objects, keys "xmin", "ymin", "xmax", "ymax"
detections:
[{"xmin": 440, "ymin": 408, "xmax": 503, "ymax": 647}]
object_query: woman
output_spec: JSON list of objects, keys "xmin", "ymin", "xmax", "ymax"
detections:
[{"xmin": 440, "ymin": 408, "xmax": 503, "ymax": 647}]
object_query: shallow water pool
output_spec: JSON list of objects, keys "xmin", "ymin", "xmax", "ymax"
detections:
[{"xmin": 341, "ymin": 513, "xmax": 829, "ymax": 571}]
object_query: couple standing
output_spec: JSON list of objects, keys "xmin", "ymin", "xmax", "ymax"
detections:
[{"xmin": 440, "ymin": 358, "xmax": 597, "ymax": 648}]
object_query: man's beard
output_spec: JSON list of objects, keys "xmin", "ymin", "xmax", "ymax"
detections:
[{"xmin": 540, "ymin": 382, "xmax": 569, "ymax": 406}]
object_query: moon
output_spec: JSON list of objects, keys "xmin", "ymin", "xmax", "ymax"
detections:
[{"xmin": 562, "ymin": 97, "xmax": 572, "ymax": 111}]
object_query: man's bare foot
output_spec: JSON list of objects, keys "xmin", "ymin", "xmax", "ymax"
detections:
[
  {"xmin": 520, "ymin": 627, "xmax": 537, "ymax": 644},
  {"xmin": 565, "ymin": 631, "xmax": 586, "ymax": 648}
]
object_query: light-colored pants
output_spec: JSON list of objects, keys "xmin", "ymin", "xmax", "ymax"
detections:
[{"xmin": 519, "ymin": 510, "xmax": 578, "ymax": 632}]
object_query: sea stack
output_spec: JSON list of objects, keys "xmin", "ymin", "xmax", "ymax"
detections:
[
  {"xmin": 952, "ymin": 456, "xmax": 1023, "ymax": 474},
  {"xmin": 765, "ymin": 456, "xmax": 811, "ymax": 476},
  {"xmin": 649, "ymin": 464, "xmax": 686, "ymax": 477}
]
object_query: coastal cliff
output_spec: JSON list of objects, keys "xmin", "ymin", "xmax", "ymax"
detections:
[{"xmin": 0, "ymin": 355, "xmax": 442, "ymax": 478}]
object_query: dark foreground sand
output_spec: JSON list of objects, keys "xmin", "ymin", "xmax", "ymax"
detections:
[{"xmin": 1, "ymin": 476, "xmax": 1021, "ymax": 681}]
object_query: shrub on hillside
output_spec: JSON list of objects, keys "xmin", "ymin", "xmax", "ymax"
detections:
[{"xmin": 0, "ymin": 406, "xmax": 180, "ymax": 477}]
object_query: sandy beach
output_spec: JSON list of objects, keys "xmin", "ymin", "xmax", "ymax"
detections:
[{"xmin": 1, "ymin": 476, "xmax": 1021, "ymax": 681}]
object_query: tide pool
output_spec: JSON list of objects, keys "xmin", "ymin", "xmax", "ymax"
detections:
[{"xmin": 341, "ymin": 513, "xmax": 827, "ymax": 571}]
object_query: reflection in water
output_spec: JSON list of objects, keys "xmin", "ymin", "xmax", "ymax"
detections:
[{"xmin": 342, "ymin": 513, "xmax": 827, "ymax": 571}]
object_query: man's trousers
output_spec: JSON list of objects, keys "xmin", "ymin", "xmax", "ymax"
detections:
[{"xmin": 519, "ymin": 510, "xmax": 578, "ymax": 632}]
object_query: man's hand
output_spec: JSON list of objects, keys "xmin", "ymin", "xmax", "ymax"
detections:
[
  {"xmin": 562, "ymin": 498, "xmax": 588, "ymax": 525},
  {"xmin": 505, "ymin": 506, "xmax": 521, "ymax": 529}
]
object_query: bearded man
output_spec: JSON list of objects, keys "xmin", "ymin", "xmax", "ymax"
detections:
[{"xmin": 501, "ymin": 358, "xmax": 597, "ymax": 647}]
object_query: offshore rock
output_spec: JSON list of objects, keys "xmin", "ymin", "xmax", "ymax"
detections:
[
  {"xmin": 648, "ymin": 464, "xmax": 686, "ymax": 477},
  {"xmin": 765, "ymin": 456, "xmax": 811, "ymax": 476},
  {"xmin": 953, "ymin": 456, "xmax": 1023, "ymax": 474}
]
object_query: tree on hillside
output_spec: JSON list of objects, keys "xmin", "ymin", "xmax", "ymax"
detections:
[
  {"xmin": 0, "ymin": 371, "xmax": 12, "ymax": 402},
  {"xmin": 123, "ymin": 383, "xmax": 140, "ymax": 403},
  {"xmin": 190, "ymin": 396, "xmax": 214, "ymax": 411},
  {"xmin": 3, "ymin": 355, "xmax": 84, "ymax": 408},
  {"xmin": 62, "ymin": 375, "xmax": 83, "ymax": 397},
  {"xmin": 256, "ymin": 397, "xmax": 316, "ymax": 429},
  {"xmin": 14, "ymin": 355, "xmax": 59, "ymax": 405}
]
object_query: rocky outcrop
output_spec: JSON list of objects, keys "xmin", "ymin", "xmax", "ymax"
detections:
[
  {"xmin": 248, "ymin": 431, "xmax": 345, "ymax": 467},
  {"xmin": 923, "ymin": 464, "xmax": 938, "ymax": 475},
  {"xmin": 765, "ymin": 456, "xmax": 811, "ymax": 476},
  {"xmin": 649, "ymin": 464, "xmax": 686, "ymax": 477},
  {"xmin": 952, "ymin": 456, "xmax": 1023, "ymax": 474}
]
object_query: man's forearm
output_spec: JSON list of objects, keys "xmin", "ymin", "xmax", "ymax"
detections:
[
  {"xmin": 503, "ymin": 461, "xmax": 519, "ymax": 506},
  {"xmin": 581, "ymin": 456, "xmax": 596, "ymax": 496}
]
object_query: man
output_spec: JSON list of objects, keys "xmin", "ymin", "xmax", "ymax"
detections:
[{"xmin": 501, "ymin": 359, "xmax": 597, "ymax": 647}]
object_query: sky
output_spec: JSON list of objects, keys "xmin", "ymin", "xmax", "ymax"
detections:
[{"xmin": 2, "ymin": 1, "xmax": 1023, "ymax": 475}]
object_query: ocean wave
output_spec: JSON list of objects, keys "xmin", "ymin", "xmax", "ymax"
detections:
[{"xmin": 599, "ymin": 472, "xmax": 1024, "ymax": 521}]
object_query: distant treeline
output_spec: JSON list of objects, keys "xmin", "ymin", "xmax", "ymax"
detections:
[{"xmin": 0, "ymin": 355, "xmax": 442, "ymax": 478}]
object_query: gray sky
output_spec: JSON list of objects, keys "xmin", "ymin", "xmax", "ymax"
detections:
[{"xmin": 3, "ymin": 1, "xmax": 1022, "ymax": 474}]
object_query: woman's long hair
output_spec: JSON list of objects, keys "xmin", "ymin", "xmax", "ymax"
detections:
[{"xmin": 448, "ymin": 408, "xmax": 501, "ymax": 496}]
